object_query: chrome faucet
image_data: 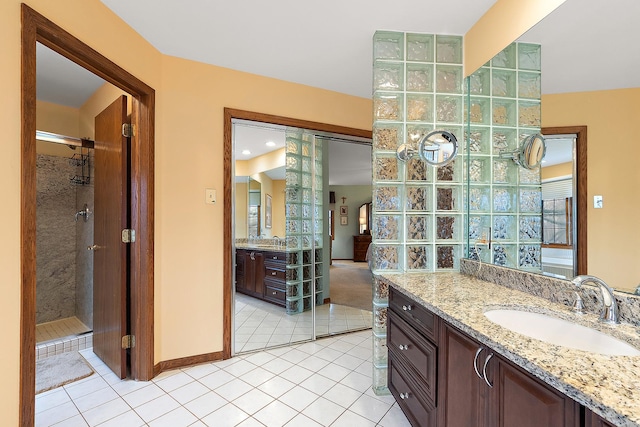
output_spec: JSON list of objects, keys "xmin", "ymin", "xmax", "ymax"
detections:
[{"xmin": 571, "ymin": 275, "xmax": 619, "ymax": 324}]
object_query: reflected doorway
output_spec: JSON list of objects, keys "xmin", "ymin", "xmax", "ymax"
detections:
[{"xmin": 226, "ymin": 111, "xmax": 373, "ymax": 356}]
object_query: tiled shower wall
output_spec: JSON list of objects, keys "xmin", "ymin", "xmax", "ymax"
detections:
[
  {"xmin": 369, "ymin": 34, "xmax": 542, "ymax": 393},
  {"xmin": 36, "ymin": 150, "xmax": 94, "ymax": 330}
]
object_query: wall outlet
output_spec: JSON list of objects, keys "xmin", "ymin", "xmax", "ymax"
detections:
[
  {"xmin": 594, "ymin": 195, "xmax": 603, "ymax": 209},
  {"xmin": 205, "ymin": 188, "xmax": 216, "ymax": 204}
]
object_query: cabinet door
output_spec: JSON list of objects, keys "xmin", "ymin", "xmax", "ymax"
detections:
[
  {"xmin": 235, "ymin": 250, "xmax": 246, "ymax": 292},
  {"xmin": 438, "ymin": 323, "xmax": 487, "ymax": 427},
  {"xmin": 252, "ymin": 251, "xmax": 265, "ymax": 295},
  {"xmin": 241, "ymin": 251, "xmax": 265, "ymax": 297},
  {"xmin": 490, "ymin": 356, "xmax": 579, "ymax": 427},
  {"xmin": 585, "ymin": 410, "xmax": 616, "ymax": 427}
]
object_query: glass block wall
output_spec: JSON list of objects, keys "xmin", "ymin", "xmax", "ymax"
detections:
[
  {"xmin": 285, "ymin": 129, "xmax": 324, "ymax": 314},
  {"xmin": 371, "ymin": 31, "xmax": 466, "ymax": 393},
  {"xmin": 466, "ymin": 42, "xmax": 543, "ymax": 272}
]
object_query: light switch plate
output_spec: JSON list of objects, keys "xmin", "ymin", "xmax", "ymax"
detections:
[
  {"xmin": 205, "ymin": 188, "xmax": 216, "ymax": 204},
  {"xmin": 594, "ymin": 195, "xmax": 603, "ymax": 209}
]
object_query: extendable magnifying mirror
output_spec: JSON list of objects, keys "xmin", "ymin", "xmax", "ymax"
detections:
[
  {"xmin": 396, "ymin": 130, "xmax": 459, "ymax": 167},
  {"xmin": 499, "ymin": 133, "xmax": 546, "ymax": 169}
]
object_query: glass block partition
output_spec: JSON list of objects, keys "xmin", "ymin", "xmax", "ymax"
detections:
[
  {"xmin": 285, "ymin": 129, "xmax": 324, "ymax": 314},
  {"xmin": 371, "ymin": 31, "xmax": 466, "ymax": 394},
  {"xmin": 465, "ymin": 42, "xmax": 543, "ymax": 272}
]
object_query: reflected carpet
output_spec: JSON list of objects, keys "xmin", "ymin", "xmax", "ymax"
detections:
[{"xmin": 329, "ymin": 260, "xmax": 373, "ymax": 312}]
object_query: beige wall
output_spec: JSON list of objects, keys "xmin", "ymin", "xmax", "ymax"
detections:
[
  {"xmin": 1, "ymin": 0, "xmax": 372, "ymax": 422},
  {"xmin": 541, "ymin": 161, "xmax": 572, "ymax": 180},
  {"xmin": 542, "ymin": 88, "xmax": 640, "ymax": 292},
  {"xmin": 464, "ymin": 0, "xmax": 566, "ymax": 75}
]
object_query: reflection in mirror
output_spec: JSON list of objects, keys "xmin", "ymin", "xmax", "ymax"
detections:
[
  {"xmin": 232, "ymin": 119, "xmax": 373, "ymax": 355},
  {"xmin": 465, "ymin": 0, "xmax": 640, "ymax": 294},
  {"xmin": 248, "ymin": 177, "xmax": 261, "ymax": 237},
  {"xmin": 419, "ymin": 130, "xmax": 459, "ymax": 166},
  {"xmin": 540, "ymin": 134, "xmax": 575, "ymax": 279},
  {"xmin": 396, "ymin": 129, "xmax": 459, "ymax": 166}
]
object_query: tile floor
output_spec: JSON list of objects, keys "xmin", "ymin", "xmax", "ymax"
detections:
[
  {"xmin": 235, "ymin": 294, "xmax": 372, "ymax": 353},
  {"xmin": 35, "ymin": 330, "xmax": 410, "ymax": 427}
]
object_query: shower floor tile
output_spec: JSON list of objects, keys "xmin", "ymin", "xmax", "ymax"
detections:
[{"xmin": 36, "ymin": 316, "xmax": 91, "ymax": 344}]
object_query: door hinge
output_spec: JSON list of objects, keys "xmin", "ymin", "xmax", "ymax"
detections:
[
  {"xmin": 122, "ymin": 335, "xmax": 135, "ymax": 349},
  {"xmin": 122, "ymin": 229, "xmax": 136, "ymax": 243},
  {"xmin": 122, "ymin": 123, "xmax": 135, "ymax": 138}
]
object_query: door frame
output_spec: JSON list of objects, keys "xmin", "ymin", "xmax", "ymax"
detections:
[
  {"xmin": 541, "ymin": 125, "xmax": 588, "ymax": 275},
  {"xmin": 222, "ymin": 108, "xmax": 371, "ymax": 358},
  {"xmin": 21, "ymin": 5, "xmax": 155, "ymax": 426}
]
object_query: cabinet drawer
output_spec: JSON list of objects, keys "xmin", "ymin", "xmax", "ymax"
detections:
[
  {"xmin": 389, "ymin": 288, "xmax": 437, "ymax": 342},
  {"xmin": 265, "ymin": 251, "xmax": 286, "ymax": 262},
  {"xmin": 388, "ymin": 311, "xmax": 437, "ymax": 405},
  {"xmin": 265, "ymin": 266, "xmax": 285, "ymax": 281},
  {"xmin": 389, "ymin": 355, "xmax": 437, "ymax": 427},
  {"xmin": 264, "ymin": 285, "xmax": 286, "ymax": 303}
]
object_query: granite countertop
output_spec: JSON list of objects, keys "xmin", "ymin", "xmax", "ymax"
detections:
[
  {"xmin": 378, "ymin": 272, "xmax": 640, "ymax": 427},
  {"xmin": 235, "ymin": 243, "xmax": 285, "ymax": 251}
]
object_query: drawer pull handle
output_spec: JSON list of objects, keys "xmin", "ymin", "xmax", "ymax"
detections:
[
  {"xmin": 473, "ymin": 347, "xmax": 484, "ymax": 379},
  {"xmin": 399, "ymin": 392, "xmax": 410, "ymax": 400},
  {"xmin": 482, "ymin": 353, "xmax": 494, "ymax": 388},
  {"xmin": 272, "ymin": 291, "xmax": 277, "ymax": 295},
  {"xmin": 272, "ymin": 256, "xmax": 277, "ymax": 259},
  {"xmin": 402, "ymin": 305, "xmax": 413, "ymax": 311},
  {"xmin": 271, "ymin": 272, "xmax": 277, "ymax": 275},
  {"xmin": 398, "ymin": 344, "xmax": 409, "ymax": 351}
]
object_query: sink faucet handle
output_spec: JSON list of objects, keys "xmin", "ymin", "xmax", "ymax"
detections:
[{"xmin": 572, "ymin": 291, "xmax": 584, "ymax": 314}]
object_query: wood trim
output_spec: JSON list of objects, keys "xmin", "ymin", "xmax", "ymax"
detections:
[
  {"xmin": 223, "ymin": 108, "xmax": 372, "ymax": 359},
  {"xmin": 542, "ymin": 126, "xmax": 587, "ymax": 275},
  {"xmin": 21, "ymin": 5, "xmax": 155, "ymax": 425},
  {"xmin": 154, "ymin": 351, "xmax": 224, "ymax": 376}
]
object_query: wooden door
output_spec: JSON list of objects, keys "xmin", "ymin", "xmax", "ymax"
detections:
[
  {"xmin": 438, "ymin": 323, "xmax": 487, "ymax": 427},
  {"xmin": 93, "ymin": 95, "xmax": 129, "ymax": 379}
]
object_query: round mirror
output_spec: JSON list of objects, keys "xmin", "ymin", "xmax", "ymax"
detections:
[
  {"xmin": 518, "ymin": 134, "xmax": 546, "ymax": 169},
  {"xmin": 418, "ymin": 130, "xmax": 458, "ymax": 166}
]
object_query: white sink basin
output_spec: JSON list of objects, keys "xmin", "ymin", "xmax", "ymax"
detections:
[{"xmin": 484, "ymin": 309, "xmax": 640, "ymax": 356}]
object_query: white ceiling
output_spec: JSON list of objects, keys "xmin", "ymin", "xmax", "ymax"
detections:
[
  {"xmin": 99, "ymin": 0, "xmax": 497, "ymax": 99},
  {"xmin": 35, "ymin": 0, "xmax": 639, "ymax": 184}
]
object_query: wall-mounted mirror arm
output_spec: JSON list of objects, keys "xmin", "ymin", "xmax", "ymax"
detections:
[
  {"xmin": 499, "ymin": 133, "xmax": 547, "ymax": 170},
  {"xmin": 396, "ymin": 130, "xmax": 459, "ymax": 166}
]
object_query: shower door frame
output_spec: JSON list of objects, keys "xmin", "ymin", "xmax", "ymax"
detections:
[{"xmin": 21, "ymin": 5, "xmax": 155, "ymax": 426}]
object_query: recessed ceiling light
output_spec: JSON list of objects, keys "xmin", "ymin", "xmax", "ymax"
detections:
[
  {"xmin": 266, "ymin": 141, "xmax": 276, "ymax": 147},
  {"xmin": 242, "ymin": 149, "xmax": 251, "ymax": 155}
]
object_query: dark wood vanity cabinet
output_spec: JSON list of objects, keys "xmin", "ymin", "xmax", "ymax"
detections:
[
  {"xmin": 236, "ymin": 249, "xmax": 286, "ymax": 307},
  {"xmin": 388, "ymin": 288, "xmax": 580, "ymax": 427},
  {"xmin": 263, "ymin": 250, "xmax": 286, "ymax": 307},
  {"xmin": 236, "ymin": 249, "xmax": 264, "ymax": 298},
  {"xmin": 439, "ymin": 322, "xmax": 579, "ymax": 427},
  {"xmin": 388, "ymin": 289, "xmax": 439, "ymax": 426}
]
